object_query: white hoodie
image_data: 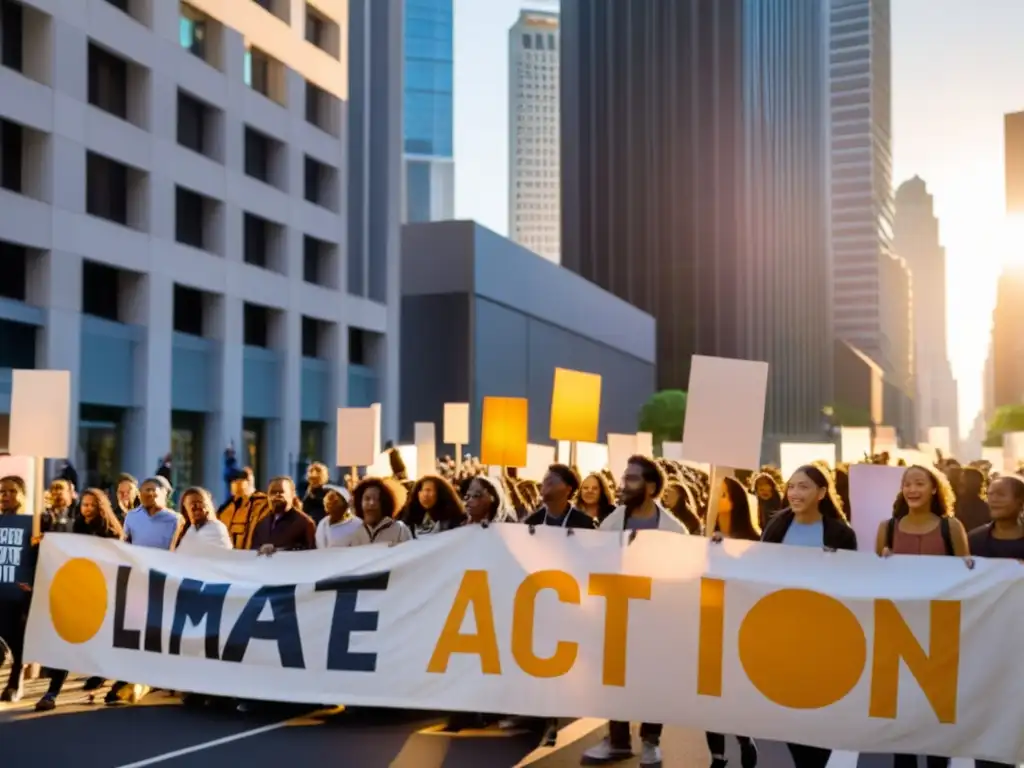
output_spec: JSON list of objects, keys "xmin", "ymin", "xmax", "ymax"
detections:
[{"xmin": 599, "ymin": 503, "xmax": 690, "ymax": 534}]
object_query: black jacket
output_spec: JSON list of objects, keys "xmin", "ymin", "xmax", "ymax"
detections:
[
  {"xmin": 761, "ymin": 509, "xmax": 858, "ymax": 551},
  {"xmin": 522, "ymin": 505, "xmax": 597, "ymax": 530}
]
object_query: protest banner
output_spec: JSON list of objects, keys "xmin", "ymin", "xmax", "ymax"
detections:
[{"xmin": 25, "ymin": 528, "xmax": 1024, "ymax": 763}]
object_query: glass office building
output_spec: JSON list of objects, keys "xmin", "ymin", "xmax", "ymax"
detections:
[
  {"xmin": 403, "ymin": 0, "xmax": 455, "ymax": 222},
  {"xmin": 561, "ymin": 0, "xmax": 832, "ymax": 438}
]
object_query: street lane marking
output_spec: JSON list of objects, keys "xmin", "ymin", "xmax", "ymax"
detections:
[
  {"xmin": 114, "ymin": 706, "xmax": 344, "ymax": 768},
  {"xmin": 514, "ymin": 718, "xmax": 608, "ymax": 766}
]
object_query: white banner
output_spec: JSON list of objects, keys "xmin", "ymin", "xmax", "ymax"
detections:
[{"xmin": 24, "ymin": 529, "xmax": 1024, "ymax": 763}]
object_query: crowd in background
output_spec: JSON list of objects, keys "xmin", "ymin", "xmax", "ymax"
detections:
[{"xmin": 1, "ymin": 446, "xmax": 1022, "ymax": 768}]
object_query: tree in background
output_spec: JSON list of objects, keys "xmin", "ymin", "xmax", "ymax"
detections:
[
  {"xmin": 985, "ymin": 404, "xmax": 1024, "ymax": 447},
  {"xmin": 638, "ymin": 390, "xmax": 687, "ymax": 447}
]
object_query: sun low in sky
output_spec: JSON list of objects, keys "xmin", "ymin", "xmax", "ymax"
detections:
[{"xmin": 453, "ymin": 0, "xmax": 1024, "ymax": 439}]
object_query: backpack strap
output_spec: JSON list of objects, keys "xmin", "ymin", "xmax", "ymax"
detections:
[
  {"xmin": 885, "ymin": 518, "xmax": 895, "ymax": 550},
  {"xmin": 940, "ymin": 516, "xmax": 954, "ymax": 556}
]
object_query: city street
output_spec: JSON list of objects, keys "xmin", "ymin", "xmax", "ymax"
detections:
[{"xmin": 0, "ymin": 671, "xmax": 977, "ymax": 768}]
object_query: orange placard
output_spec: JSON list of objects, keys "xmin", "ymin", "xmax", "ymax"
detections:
[
  {"xmin": 549, "ymin": 368, "xmax": 602, "ymax": 443},
  {"xmin": 480, "ymin": 397, "xmax": 529, "ymax": 468}
]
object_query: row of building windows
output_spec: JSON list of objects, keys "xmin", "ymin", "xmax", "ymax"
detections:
[
  {"xmin": 521, "ymin": 33, "xmax": 557, "ymax": 51},
  {"xmin": 0, "ymin": 241, "xmax": 369, "ymax": 360},
  {"xmin": 0, "ymin": 115, "xmax": 339, "ymax": 288}
]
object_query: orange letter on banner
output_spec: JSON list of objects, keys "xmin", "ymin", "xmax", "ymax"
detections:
[
  {"xmin": 697, "ymin": 578, "xmax": 725, "ymax": 696},
  {"xmin": 426, "ymin": 570, "xmax": 501, "ymax": 675},
  {"xmin": 869, "ymin": 599, "xmax": 960, "ymax": 724},
  {"xmin": 512, "ymin": 570, "xmax": 580, "ymax": 678},
  {"xmin": 738, "ymin": 589, "xmax": 866, "ymax": 709},
  {"xmin": 588, "ymin": 574, "xmax": 652, "ymax": 687}
]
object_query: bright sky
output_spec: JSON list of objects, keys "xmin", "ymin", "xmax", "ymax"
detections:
[{"xmin": 452, "ymin": 0, "xmax": 1024, "ymax": 439}]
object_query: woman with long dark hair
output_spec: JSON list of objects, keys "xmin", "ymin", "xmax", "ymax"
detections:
[
  {"xmin": 399, "ymin": 475, "xmax": 465, "ymax": 536},
  {"xmin": 664, "ymin": 480, "xmax": 703, "ymax": 534},
  {"xmin": 706, "ymin": 476, "xmax": 760, "ymax": 768},
  {"xmin": 969, "ymin": 474, "xmax": 1024, "ymax": 561},
  {"xmin": 760, "ymin": 464, "xmax": 856, "ymax": 768},
  {"xmin": 714, "ymin": 477, "xmax": 760, "ymax": 540},
  {"xmin": 35, "ymin": 489, "xmax": 123, "ymax": 711},
  {"xmin": 577, "ymin": 472, "xmax": 617, "ymax": 522}
]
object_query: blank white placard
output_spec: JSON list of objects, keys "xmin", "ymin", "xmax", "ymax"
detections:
[
  {"xmin": 607, "ymin": 434, "xmax": 638, "ymax": 479},
  {"xmin": 443, "ymin": 403, "xmax": 470, "ymax": 445},
  {"xmin": 9, "ymin": 369, "xmax": 71, "ymax": 458},
  {"xmin": 780, "ymin": 442, "xmax": 836, "ymax": 481},
  {"xmin": 336, "ymin": 408, "xmax": 377, "ymax": 467},
  {"xmin": 849, "ymin": 463, "xmax": 904, "ymax": 549},
  {"xmin": 681, "ymin": 356, "xmax": 768, "ymax": 470},
  {"xmin": 662, "ymin": 441, "xmax": 684, "ymax": 461},
  {"xmin": 414, "ymin": 422, "xmax": 437, "ymax": 479},
  {"xmin": 840, "ymin": 427, "xmax": 872, "ymax": 462},
  {"xmin": 521, "ymin": 444, "xmax": 556, "ymax": 481}
]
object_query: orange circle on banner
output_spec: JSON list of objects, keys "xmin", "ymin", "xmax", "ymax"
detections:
[
  {"xmin": 48, "ymin": 558, "xmax": 108, "ymax": 645},
  {"xmin": 737, "ymin": 589, "xmax": 866, "ymax": 709}
]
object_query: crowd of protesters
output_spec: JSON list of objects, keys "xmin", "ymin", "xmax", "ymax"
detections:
[{"xmin": 0, "ymin": 447, "xmax": 1021, "ymax": 768}]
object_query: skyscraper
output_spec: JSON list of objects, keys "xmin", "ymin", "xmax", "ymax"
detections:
[
  {"xmin": 828, "ymin": 2, "xmax": 905, "ymax": 369},
  {"xmin": 990, "ymin": 264, "xmax": 1024, "ymax": 411},
  {"xmin": 403, "ymin": 0, "xmax": 454, "ymax": 223},
  {"xmin": 894, "ymin": 176, "xmax": 959, "ymax": 447},
  {"xmin": 561, "ymin": 0, "xmax": 831, "ymax": 439},
  {"xmin": 509, "ymin": 10, "xmax": 561, "ymax": 263}
]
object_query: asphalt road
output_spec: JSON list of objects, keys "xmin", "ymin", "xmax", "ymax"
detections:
[{"xmin": 0, "ymin": 669, "xmax": 995, "ymax": 768}]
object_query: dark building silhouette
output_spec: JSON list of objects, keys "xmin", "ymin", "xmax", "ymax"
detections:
[{"xmin": 560, "ymin": 0, "xmax": 831, "ymax": 438}]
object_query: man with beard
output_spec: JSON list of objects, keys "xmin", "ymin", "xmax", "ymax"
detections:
[
  {"xmin": 584, "ymin": 454, "xmax": 687, "ymax": 768},
  {"xmin": 250, "ymin": 476, "xmax": 315, "ymax": 553}
]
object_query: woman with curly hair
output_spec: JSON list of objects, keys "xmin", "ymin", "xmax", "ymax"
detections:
[
  {"xmin": 399, "ymin": 475, "xmax": 465, "ymax": 536},
  {"xmin": 876, "ymin": 464, "xmax": 970, "ymax": 560},
  {"xmin": 348, "ymin": 477, "xmax": 412, "ymax": 545},
  {"xmin": 876, "ymin": 464, "xmax": 970, "ymax": 768}
]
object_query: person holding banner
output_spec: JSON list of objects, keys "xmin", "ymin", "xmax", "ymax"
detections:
[
  {"xmin": 345, "ymin": 478, "xmax": 411, "ymax": 546},
  {"xmin": 0, "ymin": 475, "xmax": 31, "ymax": 703},
  {"xmin": 762, "ymin": 465, "xmax": 856, "ymax": 552},
  {"xmin": 463, "ymin": 476, "xmax": 515, "ymax": 524},
  {"xmin": 586, "ymin": 455, "xmax": 684, "ymax": 767},
  {"xmin": 875, "ymin": 465, "xmax": 970, "ymax": 768},
  {"xmin": 968, "ymin": 474, "xmax": 1024, "ymax": 560},
  {"xmin": 523, "ymin": 464, "xmax": 596, "ymax": 530},
  {"xmin": 250, "ymin": 477, "xmax": 316, "ymax": 553},
  {"xmin": 706, "ymin": 478, "xmax": 761, "ymax": 768},
  {"xmin": 34, "ymin": 489, "xmax": 124, "ymax": 712},
  {"xmin": 174, "ymin": 488, "xmax": 232, "ymax": 553},
  {"xmin": 759, "ymin": 464, "xmax": 856, "ymax": 768},
  {"xmin": 399, "ymin": 475, "xmax": 466, "ymax": 537},
  {"xmin": 315, "ymin": 485, "xmax": 362, "ymax": 548}
]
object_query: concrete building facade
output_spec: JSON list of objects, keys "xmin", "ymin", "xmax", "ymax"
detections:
[
  {"xmin": 560, "ymin": 0, "xmax": 832, "ymax": 441},
  {"xmin": 402, "ymin": 0, "xmax": 454, "ymax": 223},
  {"xmin": 508, "ymin": 8, "xmax": 560, "ymax": 263},
  {"xmin": 0, "ymin": 0, "xmax": 403, "ymax": 491},
  {"xmin": 400, "ymin": 221, "xmax": 655, "ymax": 449}
]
